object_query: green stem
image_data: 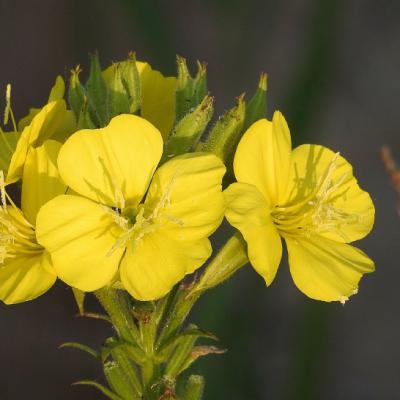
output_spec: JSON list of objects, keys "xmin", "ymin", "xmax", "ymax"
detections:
[{"xmin": 95, "ymin": 287, "xmax": 141, "ymax": 345}]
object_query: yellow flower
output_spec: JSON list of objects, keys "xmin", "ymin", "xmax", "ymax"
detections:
[
  {"xmin": 103, "ymin": 61, "xmax": 177, "ymax": 140},
  {"xmin": 36, "ymin": 114, "xmax": 225, "ymax": 301},
  {"xmin": 224, "ymin": 111, "xmax": 375, "ymax": 302},
  {"xmin": 6, "ymin": 99, "xmax": 76, "ymax": 184},
  {"xmin": 0, "ymin": 140, "xmax": 66, "ymax": 304}
]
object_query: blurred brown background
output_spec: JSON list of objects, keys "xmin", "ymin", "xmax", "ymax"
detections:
[{"xmin": 0, "ymin": 0, "xmax": 399, "ymax": 399}]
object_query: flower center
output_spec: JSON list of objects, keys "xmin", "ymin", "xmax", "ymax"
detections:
[
  {"xmin": 271, "ymin": 153, "xmax": 359, "ymax": 240},
  {"xmin": 106, "ymin": 172, "xmax": 185, "ymax": 256},
  {"xmin": 0, "ymin": 171, "xmax": 42, "ymax": 264}
]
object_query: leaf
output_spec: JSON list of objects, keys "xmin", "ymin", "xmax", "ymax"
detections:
[
  {"xmin": 72, "ymin": 380, "xmax": 123, "ymax": 400},
  {"xmin": 59, "ymin": 342, "xmax": 99, "ymax": 359}
]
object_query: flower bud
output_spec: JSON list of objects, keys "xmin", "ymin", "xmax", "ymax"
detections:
[
  {"xmin": 86, "ymin": 52, "xmax": 109, "ymax": 126},
  {"xmin": 164, "ymin": 95, "xmax": 213, "ymax": 159},
  {"xmin": 244, "ymin": 72, "xmax": 267, "ymax": 131},
  {"xmin": 175, "ymin": 56, "xmax": 208, "ymax": 121},
  {"xmin": 108, "ymin": 63, "xmax": 130, "ymax": 118},
  {"xmin": 121, "ymin": 52, "xmax": 141, "ymax": 113},
  {"xmin": 202, "ymin": 94, "xmax": 245, "ymax": 163},
  {"xmin": 68, "ymin": 66, "xmax": 86, "ymax": 120},
  {"xmin": 190, "ymin": 233, "xmax": 248, "ymax": 294},
  {"xmin": 181, "ymin": 375, "xmax": 205, "ymax": 400}
]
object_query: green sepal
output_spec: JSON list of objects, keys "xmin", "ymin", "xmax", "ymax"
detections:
[
  {"xmin": 59, "ymin": 342, "xmax": 99, "ymax": 359},
  {"xmin": 164, "ymin": 95, "xmax": 213, "ymax": 159},
  {"xmin": 72, "ymin": 287, "xmax": 85, "ymax": 315},
  {"xmin": 201, "ymin": 94, "xmax": 246, "ymax": 163},
  {"xmin": 77, "ymin": 96, "xmax": 96, "ymax": 129},
  {"xmin": 175, "ymin": 56, "xmax": 208, "ymax": 121},
  {"xmin": 243, "ymin": 72, "xmax": 267, "ymax": 131},
  {"xmin": 72, "ymin": 380, "xmax": 123, "ymax": 400},
  {"xmin": 68, "ymin": 66, "xmax": 86, "ymax": 120},
  {"xmin": 190, "ymin": 233, "xmax": 248, "ymax": 295},
  {"xmin": 108, "ymin": 63, "xmax": 131, "ymax": 118},
  {"xmin": 157, "ymin": 326, "xmax": 218, "ymax": 361},
  {"xmin": 192, "ymin": 61, "xmax": 208, "ymax": 108},
  {"xmin": 180, "ymin": 375, "xmax": 205, "ymax": 400},
  {"xmin": 103, "ymin": 361, "xmax": 140, "ymax": 400},
  {"xmin": 86, "ymin": 52, "xmax": 109, "ymax": 126},
  {"xmin": 121, "ymin": 52, "xmax": 141, "ymax": 113},
  {"xmin": 164, "ymin": 324, "xmax": 199, "ymax": 378}
]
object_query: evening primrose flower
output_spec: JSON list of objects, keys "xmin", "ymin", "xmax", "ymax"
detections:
[
  {"xmin": 103, "ymin": 61, "xmax": 176, "ymax": 140},
  {"xmin": 36, "ymin": 114, "xmax": 225, "ymax": 301},
  {"xmin": 0, "ymin": 140, "xmax": 66, "ymax": 304},
  {"xmin": 224, "ymin": 111, "xmax": 375, "ymax": 302}
]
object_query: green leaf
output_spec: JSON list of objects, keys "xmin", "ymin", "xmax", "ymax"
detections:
[
  {"xmin": 157, "ymin": 326, "xmax": 218, "ymax": 360},
  {"xmin": 176, "ymin": 346, "xmax": 226, "ymax": 376},
  {"xmin": 59, "ymin": 342, "xmax": 99, "ymax": 359},
  {"xmin": 72, "ymin": 380, "xmax": 123, "ymax": 400}
]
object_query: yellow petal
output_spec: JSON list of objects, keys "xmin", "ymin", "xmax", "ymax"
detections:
[
  {"xmin": 120, "ymin": 232, "xmax": 211, "ymax": 300},
  {"xmin": 233, "ymin": 111, "xmax": 292, "ymax": 205},
  {"xmin": 286, "ymin": 234, "xmax": 375, "ymax": 302},
  {"xmin": 0, "ymin": 251, "xmax": 56, "ymax": 304},
  {"xmin": 144, "ymin": 152, "xmax": 226, "ymax": 240},
  {"xmin": 225, "ymin": 182, "xmax": 282, "ymax": 284},
  {"xmin": 47, "ymin": 75, "xmax": 65, "ymax": 102},
  {"xmin": 21, "ymin": 140, "xmax": 67, "ymax": 225},
  {"xmin": 0, "ymin": 131, "xmax": 19, "ymax": 172},
  {"xmin": 36, "ymin": 195, "xmax": 125, "ymax": 291},
  {"xmin": 140, "ymin": 62, "xmax": 177, "ymax": 140},
  {"xmin": 7, "ymin": 100, "xmax": 75, "ymax": 184},
  {"xmin": 58, "ymin": 114, "xmax": 163, "ymax": 208},
  {"xmin": 285, "ymin": 144, "xmax": 375, "ymax": 242}
]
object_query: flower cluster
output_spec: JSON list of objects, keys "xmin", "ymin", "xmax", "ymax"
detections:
[{"xmin": 0, "ymin": 54, "xmax": 375, "ymax": 306}]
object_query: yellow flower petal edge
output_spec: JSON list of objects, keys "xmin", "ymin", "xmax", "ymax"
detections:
[
  {"xmin": 57, "ymin": 114, "xmax": 163, "ymax": 208},
  {"xmin": 0, "ymin": 251, "xmax": 56, "ymax": 304},
  {"xmin": 233, "ymin": 111, "xmax": 291, "ymax": 205},
  {"xmin": 286, "ymin": 235, "xmax": 374, "ymax": 302},
  {"xmin": 120, "ymin": 233, "xmax": 211, "ymax": 301},
  {"xmin": 224, "ymin": 182, "xmax": 282, "ymax": 285},
  {"xmin": 225, "ymin": 111, "xmax": 375, "ymax": 302},
  {"xmin": 21, "ymin": 140, "xmax": 67, "ymax": 225},
  {"xmin": 144, "ymin": 152, "xmax": 226, "ymax": 241},
  {"xmin": 7, "ymin": 99, "xmax": 75, "ymax": 184}
]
